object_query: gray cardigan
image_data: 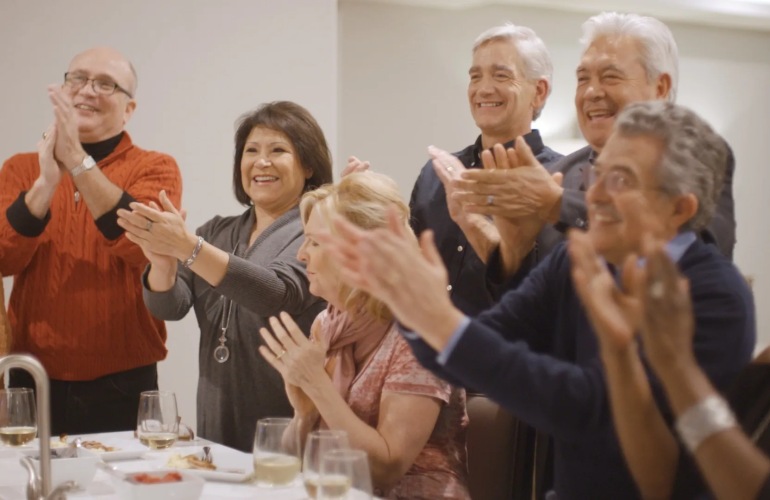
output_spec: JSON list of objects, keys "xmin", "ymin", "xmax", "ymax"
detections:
[{"xmin": 143, "ymin": 206, "xmax": 325, "ymax": 451}]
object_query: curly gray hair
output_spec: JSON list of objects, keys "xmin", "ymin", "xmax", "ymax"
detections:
[{"xmin": 615, "ymin": 101, "xmax": 728, "ymax": 232}]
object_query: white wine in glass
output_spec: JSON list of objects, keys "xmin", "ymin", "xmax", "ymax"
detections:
[
  {"xmin": 142, "ymin": 432, "xmax": 178, "ymax": 450},
  {"xmin": 0, "ymin": 388, "xmax": 37, "ymax": 446},
  {"xmin": 303, "ymin": 430, "xmax": 350, "ymax": 499},
  {"xmin": 136, "ymin": 391, "xmax": 178, "ymax": 450},
  {"xmin": 320, "ymin": 449, "xmax": 373, "ymax": 500},
  {"xmin": 253, "ymin": 417, "xmax": 301, "ymax": 487}
]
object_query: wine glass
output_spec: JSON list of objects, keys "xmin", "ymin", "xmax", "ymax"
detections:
[
  {"xmin": 253, "ymin": 417, "xmax": 301, "ymax": 487},
  {"xmin": 0, "ymin": 388, "xmax": 37, "ymax": 446},
  {"xmin": 303, "ymin": 430, "xmax": 350, "ymax": 499},
  {"xmin": 320, "ymin": 449, "xmax": 373, "ymax": 500},
  {"xmin": 136, "ymin": 390, "xmax": 178, "ymax": 449}
]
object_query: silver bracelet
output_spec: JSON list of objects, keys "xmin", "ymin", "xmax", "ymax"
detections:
[
  {"xmin": 675, "ymin": 394, "xmax": 737, "ymax": 454},
  {"xmin": 182, "ymin": 236, "xmax": 204, "ymax": 268}
]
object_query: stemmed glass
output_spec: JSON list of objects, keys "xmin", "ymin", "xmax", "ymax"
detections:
[
  {"xmin": 320, "ymin": 449, "xmax": 373, "ymax": 500},
  {"xmin": 253, "ymin": 417, "xmax": 302, "ymax": 487},
  {"xmin": 136, "ymin": 390, "xmax": 178, "ymax": 449},
  {"xmin": 303, "ymin": 430, "xmax": 350, "ymax": 499},
  {"xmin": 0, "ymin": 388, "xmax": 37, "ymax": 446}
]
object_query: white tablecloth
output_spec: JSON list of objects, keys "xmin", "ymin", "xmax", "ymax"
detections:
[{"xmin": 0, "ymin": 431, "xmax": 309, "ymax": 499}]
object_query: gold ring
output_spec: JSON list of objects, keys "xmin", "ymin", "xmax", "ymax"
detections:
[{"xmin": 275, "ymin": 350, "xmax": 287, "ymax": 360}]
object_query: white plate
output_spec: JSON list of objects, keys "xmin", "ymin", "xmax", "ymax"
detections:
[
  {"xmin": 19, "ymin": 434, "xmax": 149, "ymax": 461},
  {"xmin": 81, "ymin": 435, "xmax": 149, "ymax": 461},
  {"xmin": 142, "ymin": 446, "xmax": 254, "ymax": 483}
]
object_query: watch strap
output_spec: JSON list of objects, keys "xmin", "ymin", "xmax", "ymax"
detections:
[{"xmin": 70, "ymin": 155, "xmax": 97, "ymax": 177}]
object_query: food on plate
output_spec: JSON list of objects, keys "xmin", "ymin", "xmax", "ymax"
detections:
[
  {"xmin": 54, "ymin": 434, "xmax": 117, "ymax": 452},
  {"xmin": 166, "ymin": 452, "xmax": 217, "ymax": 471},
  {"xmin": 50, "ymin": 434, "xmax": 68, "ymax": 448},
  {"xmin": 129, "ymin": 471, "xmax": 183, "ymax": 484},
  {"xmin": 81, "ymin": 440, "xmax": 117, "ymax": 452}
]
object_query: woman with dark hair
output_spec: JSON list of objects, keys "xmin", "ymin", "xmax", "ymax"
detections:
[{"xmin": 117, "ymin": 101, "xmax": 331, "ymax": 451}]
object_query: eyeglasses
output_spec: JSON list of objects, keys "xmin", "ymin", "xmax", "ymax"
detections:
[
  {"xmin": 63, "ymin": 72, "xmax": 133, "ymax": 98},
  {"xmin": 588, "ymin": 166, "xmax": 642, "ymax": 195}
]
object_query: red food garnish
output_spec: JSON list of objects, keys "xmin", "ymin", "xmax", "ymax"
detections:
[{"xmin": 130, "ymin": 471, "xmax": 183, "ymax": 484}]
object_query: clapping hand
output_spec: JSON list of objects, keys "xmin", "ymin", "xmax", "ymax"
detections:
[
  {"xmin": 634, "ymin": 236, "xmax": 696, "ymax": 376},
  {"xmin": 318, "ymin": 209, "xmax": 463, "ymax": 350},
  {"xmin": 341, "ymin": 156, "xmax": 371, "ymax": 177},
  {"xmin": 453, "ymin": 137, "xmax": 563, "ymax": 222},
  {"xmin": 569, "ymin": 229, "xmax": 641, "ymax": 355},
  {"xmin": 36, "ymin": 124, "xmax": 63, "ymax": 187},
  {"xmin": 116, "ymin": 190, "xmax": 189, "ymax": 271},
  {"xmin": 259, "ymin": 312, "xmax": 328, "ymax": 411},
  {"xmin": 47, "ymin": 85, "xmax": 87, "ymax": 169}
]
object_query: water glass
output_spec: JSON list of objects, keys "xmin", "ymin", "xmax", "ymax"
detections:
[
  {"xmin": 253, "ymin": 417, "xmax": 301, "ymax": 487},
  {"xmin": 303, "ymin": 430, "xmax": 350, "ymax": 499},
  {"xmin": 136, "ymin": 390, "xmax": 178, "ymax": 449},
  {"xmin": 0, "ymin": 388, "xmax": 37, "ymax": 446},
  {"xmin": 320, "ymin": 449, "xmax": 373, "ymax": 499}
]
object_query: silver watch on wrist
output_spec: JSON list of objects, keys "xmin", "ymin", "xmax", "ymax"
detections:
[{"xmin": 69, "ymin": 155, "xmax": 97, "ymax": 177}]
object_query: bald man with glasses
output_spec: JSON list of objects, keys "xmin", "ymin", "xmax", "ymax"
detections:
[{"xmin": 0, "ymin": 47, "xmax": 183, "ymax": 435}]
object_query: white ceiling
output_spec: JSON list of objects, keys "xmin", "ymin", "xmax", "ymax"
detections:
[{"xmin": 345, "ymin": 0, "xmax": 770, "ymax": 32}]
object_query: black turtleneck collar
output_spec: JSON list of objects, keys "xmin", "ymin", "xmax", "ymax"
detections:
[{"xmin": 82, "ymin": 132, "xmax": 124, "ymax": 163}]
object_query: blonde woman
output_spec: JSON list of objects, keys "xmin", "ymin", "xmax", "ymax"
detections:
[{"xmin": 260, "ymin": 172, "xmax": 469, "ymax": 499}]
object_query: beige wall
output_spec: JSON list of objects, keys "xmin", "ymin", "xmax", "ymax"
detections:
[{"xmin": 339, "ymin": 0, "xmax": 770, "ymax": 349}]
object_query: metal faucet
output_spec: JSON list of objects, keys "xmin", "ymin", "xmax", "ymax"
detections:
[{"xmin": 0, "ymin": 354, "xmax": 74, "ymax": 499}]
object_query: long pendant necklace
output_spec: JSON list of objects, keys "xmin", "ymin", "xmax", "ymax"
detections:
[
  {"xmin": 213, "ymin": 243, "xmax": 239, "ymax": 363},
  {"xmin": 213, "ymin": 297, "xmax": 234, "ymax": 363}
]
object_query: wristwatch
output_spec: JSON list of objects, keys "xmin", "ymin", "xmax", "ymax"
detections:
[{"xmin": 69, "ymin": 155, "xmax": 97, "ymax": 177}]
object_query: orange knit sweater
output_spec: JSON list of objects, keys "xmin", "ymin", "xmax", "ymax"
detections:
[{"xmin": 0, "ymin": 133, "xmax": 183, "ymax": 380}]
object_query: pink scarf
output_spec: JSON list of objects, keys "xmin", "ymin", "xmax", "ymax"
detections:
[{"xmin": 318, "ymin": 304, "xmax": 392, "ymax": 399}]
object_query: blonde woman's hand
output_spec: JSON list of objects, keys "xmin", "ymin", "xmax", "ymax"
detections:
[
  {"xmin": 259, "ymin": 312, "xmax": 329, "ymax": 392},
  {"xmin": 285, "ymin": 382, "xmax": 317, "ymax": 417}
]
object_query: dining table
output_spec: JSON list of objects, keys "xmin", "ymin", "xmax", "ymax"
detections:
[{"xmin": 0, "ymin": 430, "xmax": 310, "ymax": 499}]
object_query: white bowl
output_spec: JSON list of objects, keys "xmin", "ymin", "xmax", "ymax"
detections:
[
  {"xmin": 30, "ymin": 448, "xmax": 99, "ymax": 490},
  {"xmin": 112, "ymin": 469, "xmax": 204, "ymax": 500}
]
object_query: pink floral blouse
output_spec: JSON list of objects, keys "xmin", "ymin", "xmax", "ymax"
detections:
[{"xmin": 346, "ymin": 325, "xmax": 470, "ymax": 499}]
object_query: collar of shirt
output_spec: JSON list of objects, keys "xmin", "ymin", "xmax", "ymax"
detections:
[
  {"xmin": 609, "ymin": 231, "xmax": 697, "ymax": 281},
  {"xmin": 470, "ymin": 129, "xmax": 546, "ymax": 168}
]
